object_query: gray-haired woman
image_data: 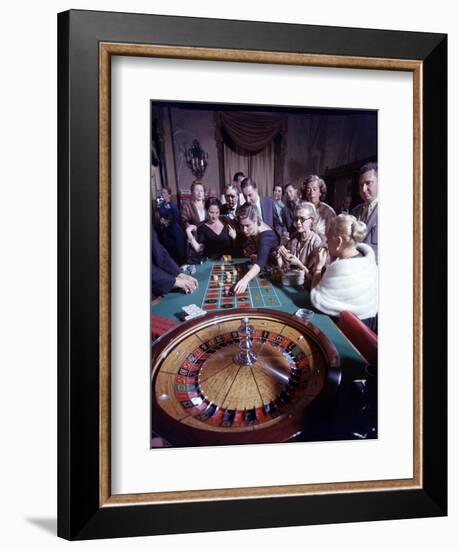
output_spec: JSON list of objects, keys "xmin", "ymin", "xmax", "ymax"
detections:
[{"xmin": 302, "ymin": 175, "xmax": 336, "ymax": 238}]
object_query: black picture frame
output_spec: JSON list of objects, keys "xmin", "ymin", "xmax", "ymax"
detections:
[{"xmin": 57, "ymin": 9, "xmax": 447, "ymax": 540}]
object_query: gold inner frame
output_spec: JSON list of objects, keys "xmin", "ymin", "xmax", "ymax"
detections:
[{"xmin": 99, "ymin": 43, "xmax": 423, "ymax": 507}]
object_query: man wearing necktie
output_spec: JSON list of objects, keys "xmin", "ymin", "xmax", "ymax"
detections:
[
  {"xmin": 351, "ymin": 162, "xmax": 378, "ymax": 263},
  {"xmin": 281, "ymin": 182, "xmax": 300, "ymax": 236},
  {"xmin": 221, "ymin": 184, "xmax": 239, "ymax": 220},
  {"xmin": 240, "ymin": 177, "xmax": 283, "ymax": 239}
]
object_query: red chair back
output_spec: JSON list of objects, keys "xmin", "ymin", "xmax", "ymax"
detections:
[
  {"xmin": 151, "ymin": 314, "xmax": 179, "ymax": 342},
  {"xmin": 337, "ymin": 311, "xmax": 378, "ymax": 365}
]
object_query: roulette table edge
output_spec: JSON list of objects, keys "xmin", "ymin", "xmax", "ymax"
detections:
[{"xmin": 151, "ymin": 308, "xmax": 341, "ymax": 447}]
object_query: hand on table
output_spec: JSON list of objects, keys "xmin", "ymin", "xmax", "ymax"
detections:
[
  {"xmin": 178, "ymin": 272, "xmax": 198, "ymax": 287},
  {"xmin": 233, "ymin": 277, "xmax": 249, "ymax": 295},
  {"xmin": 174, "ymin": 273, "xmax": 198, "ymax": 293}
]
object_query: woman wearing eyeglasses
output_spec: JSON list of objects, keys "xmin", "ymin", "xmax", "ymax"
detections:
[{"xmin": 276, "ymin": 202, "xmax": 323, "ymax": 284}]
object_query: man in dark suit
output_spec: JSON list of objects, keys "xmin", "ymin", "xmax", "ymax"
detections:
[
  {"xmin": 351, "ymin": 162, "xmax": 378, "ymax": 263},
  {"xmin": 152, "ymin": 227, "xmax": 198, "ymax": 298},
  {"xmin": 220, "ymin": 184, "xmax": 239, "ymax": 222},
  {"xmin": 240, "ymin": 177, "xmax": 283, "ymax": 238},
  {"xmin": 281, "ymin": 182, "xmax": 300, "ymax": 236},
  {"xmin": 272, "ymin": 184, "xmax": 285, "ymax": 215}
]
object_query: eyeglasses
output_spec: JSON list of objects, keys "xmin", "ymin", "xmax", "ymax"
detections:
[{"xmin": 293, "ymin": 216, "xmax": 312, "ymax": 223}]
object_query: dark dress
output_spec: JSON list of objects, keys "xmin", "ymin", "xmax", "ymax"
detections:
[
  {"xmin": 158, "ymin": 201, "xmax": 187, "ymax": 265},
  {"xmin": 254, "ymin": 229, "xmax": 279, "ymax": 269},
  {"xmin": 196, "ymin": 223, "xmax": 234, "ymax": 261}
]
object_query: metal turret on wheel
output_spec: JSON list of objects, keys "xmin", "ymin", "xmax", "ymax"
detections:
[{"xmin": 235, "ymin": 317, "xmax": 256, "ymax": 366}]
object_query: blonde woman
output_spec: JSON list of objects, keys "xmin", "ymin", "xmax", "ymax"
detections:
[
  {"xmin": 277, "ymin": 201, "xmax": 322, "ymax": 283},
  {"xmin": 302, "ymin": 175, "xmax": 336, "ymax": 238},
  {"xmin": 310, "ymin": 214, "xmax": 378, "ymax": 328}
]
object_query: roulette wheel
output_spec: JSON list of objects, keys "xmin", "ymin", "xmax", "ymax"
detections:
[{"xmin": 151, "ymin": 309, "xmax": 341, "ymax": 446}]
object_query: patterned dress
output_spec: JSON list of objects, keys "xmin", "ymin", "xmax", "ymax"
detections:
[{"xmin": 286, "ymin": 231, "xmax": 323, "ymax": 272}]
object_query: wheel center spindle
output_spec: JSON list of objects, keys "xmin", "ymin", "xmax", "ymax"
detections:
[{"xmin": 235, "ymin": 317, "xmax": 257, "ymax": 366}]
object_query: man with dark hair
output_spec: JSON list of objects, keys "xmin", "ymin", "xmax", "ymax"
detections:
[
  {"xmin": 233, "ymin": 171, "xmax": 246, "ymax": 184},
  {"xmin": 232, "ymin": 171, "xmax": 246, "ymax": 198},
  {"xmin": 240, "ymin": 177, "xmax": 283, "ymax": 238},
  {"xmin": 151, "ymin": 227, "xmax": 198, "ymax": 298},
  {"xmin": 281, "ymin": 182, "xmax": 300, "ymax": 236},
  {"xmin": 351, "ymin": 162, "xmax": 378, "ymax": 262},
  {"xmin": 272, "ymin": 184, "xmax": 286, "ymax": 234}
]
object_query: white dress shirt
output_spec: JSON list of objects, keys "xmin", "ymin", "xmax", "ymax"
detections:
[{"xmin": 255, "ymin": 196, "xmax": 264, "ymax": 222}]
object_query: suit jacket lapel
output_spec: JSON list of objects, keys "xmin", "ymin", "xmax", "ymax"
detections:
[{"xmin": 366, "ymin": 203, "xmax": 378, "ymax": 228}]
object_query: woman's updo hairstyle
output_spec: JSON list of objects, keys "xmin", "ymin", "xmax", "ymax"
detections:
[
  {"xmin": 237, "ymin": 203, "xmax": 261, "ymax": 225},
  {"xmin": 329, "ymin": 214, "xmax": 367, "ymax": 245}
]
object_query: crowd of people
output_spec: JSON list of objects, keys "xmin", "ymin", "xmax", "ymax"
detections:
[{"xmin": 152, "ymin": 163, "xmax": 379, "ymax": 328}]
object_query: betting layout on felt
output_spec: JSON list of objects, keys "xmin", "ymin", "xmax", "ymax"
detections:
[
  {"xmin": 203, "ymin": 262, "xmax": 248, "ymax": 311},
  {"xmin": 202, "ymin": 261, "xmax": 282, "ymax": 312}
]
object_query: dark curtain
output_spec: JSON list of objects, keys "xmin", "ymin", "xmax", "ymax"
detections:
[{"xmin": 219, "ymin": 111, "xmax": 287, "ymax": 152}]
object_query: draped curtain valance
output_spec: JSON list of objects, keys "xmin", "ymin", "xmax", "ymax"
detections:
[{"xmin": 218, "ymin": 111, "xmax": 287, "ymax": 152}]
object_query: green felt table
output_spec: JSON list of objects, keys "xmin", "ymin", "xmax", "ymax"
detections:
[
  {"xmin": 151, "ymin": 259, "xmax": 375, "ymax": 442},
  {"xmin": 152, "ymin": 259, "xmax": 365, "ymax": 372}
]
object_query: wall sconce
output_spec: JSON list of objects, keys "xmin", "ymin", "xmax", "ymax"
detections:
[{"xmin": 185, "ymin": 139, "xmax": 208, "ymax": 179}]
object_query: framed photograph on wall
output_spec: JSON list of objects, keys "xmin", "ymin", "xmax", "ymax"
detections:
[{"xmin": 57, "ymin": 9, "xmax": 447, "ymax": 540}]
